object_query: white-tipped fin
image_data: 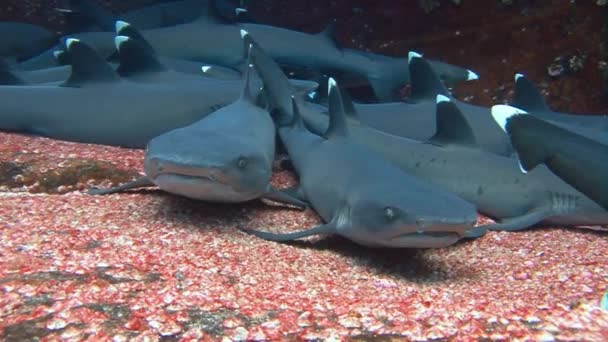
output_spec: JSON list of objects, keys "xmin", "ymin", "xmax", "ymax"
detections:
[
  {"xmin": 490, "ymin": 104, "xmax": 528, "ymax": 133},
  {"xmin": 467, "ymin": 69, "xmax": 479, "ymax": 81},
  {"xmin": 515, "ymin": 73, "xmax": 525, "ymax": 82},
  {"xmin": 235, "ymin": 8, "xmax": 247, "ymax": 15},
  {"xmin": 517, "ymin": 158, "xmax": 529, "ymax": 174},
  {"xmin": 115, "ymin": 21, "xmax": 130, "ymax": 33},
  {"xmin": 66, "ymin": 38, "xmax": 80, "ymax": 49},
  {"xmin": 201, "ymin": 66, "xmax": 212, "ymax": 73},
  {"xmin": 436, "ymin": 94, "xmax": 450, "ymax": 104},
  {"xmin": 327, "ymin": 77, "xmax": 337, "ymax": 97},
  {"xmin": 408, "ymin": 51, "xmax": 423, "ymax": 63},
  {"xmin": 307, "ymin": 91, "xmax": 317, "ymax": 100},
  {"xmin": 240, "ymin": 29, "xmax": 248, "ymax": 39},
  {"xmin": 52, "ymin": 50, "xmax": 63, "ymax": 58},
  {"xmin": 114, "ymin": 36, "xmax": 130, "ymax": 50}
]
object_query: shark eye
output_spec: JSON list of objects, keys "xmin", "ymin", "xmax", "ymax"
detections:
[
  {"xmin": 237, "ymin": 156, "xmax": 248, "ymax": 169},
  {"xmin": 384, "ymin": 207, "xmax": 396, "ymax": 220}
]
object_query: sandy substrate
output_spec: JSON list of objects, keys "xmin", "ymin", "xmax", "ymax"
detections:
[{"xmin": 0, "ymin": 132, "xmax": 607, "ymax": 341}]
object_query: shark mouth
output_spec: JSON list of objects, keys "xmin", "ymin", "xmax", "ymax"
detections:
[
  {"xmin": 145, "ymin": 159, "xmax": 265, "ymax": 203},
  {"xmin": 388, "ymin": 232, "xmax": 461, "ymax": 248},
  {"xmin": 153, "ymin": 172, "xmax": 257, "ymax": 203}
]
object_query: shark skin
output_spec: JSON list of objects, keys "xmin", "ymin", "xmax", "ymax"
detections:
[
  {"xmin": 300, "ymin": 52, "xmax": 511, "ymax": 156},
  {"xmin": 21, "ymin": 9, "xmax": 476, "ymax": 101},
  {"xmin": 90, "ymin": 60, "xmax": 306, "ymax": 208},
  {"xmin": 0, "ymin": 22, "xmax": 57, "ymax": 62},
  {"xmin": 513, "ymin": 73, "xmax": 608, "ymax": 131},
  {"xmin": 64, "ymin": 0, "xmax": 207, "ymax": 32},
  {"xmin": 247, "ymin": 43, "xmax": 608, "ymax": 234},
  {"xmin": 242, "ymin": 41, "xmax": 479, "ymax": 248},
  {"xmin": 0, "ymin": 38, "xmax": 244, "ymax": 148},
  {"xmin": 492, "ymin": 105, "xmax": 608, "ymax": 211}
]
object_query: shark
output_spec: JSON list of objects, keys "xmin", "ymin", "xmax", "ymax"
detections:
[
  {"xmin": 240, "ymin": 72, "xmax": 478, "ymax": 248},
  {"xmin": 89, "ymin": 51, "xmax": 305, "ymax": 208},
  {"xmin": 0, "ymin": 22, "xmax": 57, "ymax": 62},
  {"xmin": 20, "ymin": 4, "xmax": 477, "ymax": 101},
  {"xmin": 513, "ymin": 73, "xmax": 608, "ymax": 131},
  {"xmin": 492, "ymin": 105, "xmax": 608, "ymax": 211},
  {"xmin": 247, "ymin": 39, "xmax": 608, "ymax": 234},
  {"xmin": 0, "ymin": 38, "xmax": 249, "ymax": 148}
]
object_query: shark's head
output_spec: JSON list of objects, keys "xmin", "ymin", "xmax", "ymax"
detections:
[
  {"xmin": 144, "ymin": 127, "xmax": 272, "ymax": 203},
  {"xmin": 341, "ymin": 183, "xmax": 478, "ymax": 248}
]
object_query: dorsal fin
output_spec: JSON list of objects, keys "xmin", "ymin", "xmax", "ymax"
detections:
[
  {"xmin": 316, "ymin": 20, "xmax": 339, "ymax": 48},
  {"xmin": 324, "ymin": 78, "xmax": 349, "ymax": 139},
  {"xmin": 0, "ymin": 59, "xmax": 26, "ymax": 85},
  {"xmin": 61, "ymin": 38, "xmax": 121, "ymax": 87},
  {"xmin": 408, "ymin": 51, "xmax": 450, "ymax": 100},
  {"xmin": 337, "ymin": 85, "xmax": 358, "ymax": 120},
  {"xmin": 247, "ymin": 31, "xmax": 295, "ymax": 126},
  {"xmin": 115, "ymin": 21, "xmax": 149, "ymax": 46},
  {"xmin": 240, "ymin": 63, "xmax": 255, "ymax": 103},
  {"xmin": 513, "ymin": 73, "xmax": 550, "ymax": 112},
  {"xmin": 53, "ymin": 49, "xmax": 69, "ymax": 65},
  {"xmin": 290, "ymin": 96, "xmax": 306, "ymax": 130},
  {"xmin": 114, "ymin": 35, "xmax": 166, "ymax": 76},
  {"xmin": 428, "ymin": 95, "xmax": 478, "ymax": 148}
]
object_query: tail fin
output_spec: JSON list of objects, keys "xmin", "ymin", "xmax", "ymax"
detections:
[
  {"xmin": 491, "ymin": 105, "xmax": 546, "ymax": 172},
  {"xmin": 408, "ymin": 51, "xmax": 450, "ymax": 100},
  {"xmin": 238, "ymin": 223, "xmax": 336, "ymax": 242},
  {"xmin": 513, "ymin": 73, "xmax": 550, "ymax": 112}
]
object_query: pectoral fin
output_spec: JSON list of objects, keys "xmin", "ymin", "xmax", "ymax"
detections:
[
  {"xmin": 263, "ymin": 186, "xmax": 308, "ymax": 210},
  {"xmin": 465, "ymin": 206, "xmax": 554, "ymax": 238},
  {"xmin": 238, "ymin": 222, "xmax": 336, "ymax": 242},
  {"xmin": 87, "ymin": 177, "xmax": 154, "ymax": 195}
]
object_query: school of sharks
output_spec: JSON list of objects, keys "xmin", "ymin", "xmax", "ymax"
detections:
[{"xmin": 1, "ymin": 0, "xmax": 607, "ymax": 249}]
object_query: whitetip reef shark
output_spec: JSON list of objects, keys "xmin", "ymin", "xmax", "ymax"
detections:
[
  {"xmin": 247, "ymin": 37, "xmax": 608, "ymax": 235},
  {"xmin": 20, "ymin": 1, "xmax": 477, "ymax": 102},
  {"xmin": 0, "ymin": 38, "xmax": 252, "ymax": 148},
  {"xmin": 240, "ymin": 72, "xmax": 478, "ymax": 248},
  {"xmin": 492, "ymin": 104, "xmax": 608, "ymax": 211}
]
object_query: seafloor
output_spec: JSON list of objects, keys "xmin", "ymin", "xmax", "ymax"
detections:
[{"xmin": 1, "ymin": 0, "xmax": 608, "ymax": 340}]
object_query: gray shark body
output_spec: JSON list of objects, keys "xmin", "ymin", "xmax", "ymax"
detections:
[
  {"xmin": 513, "ymin": 73, "xmax": 608, "ymax": 131},
  {"xmin": 21, "ymin": 13, "xmax": 475, "ymax": 101},
  {"xmin": 0, "ymin": 22, "xmax": 57, "ymax": 61},
  {"xmin": 90, "ymin": 56, "xmax": 305, "ymax": 207},
  {"xmin": 65, "ymin": 0, "xmax": 208, "ymax": 32},
  {"xmin": 0, "ymin": 39, "xmax": 244, "ymax": 148},
  {"xmin": 493, "ymin": 105, "xmax": 608, "ymax": 211},
  {"xmin": 242, "ymin": 36, "xmax": 479, "ymax": 248},
  {"xmin": 302, "ymin": 52, "xmax": 511, "ymax": 156},
  {"xmin": 249, "ymin": 39, "xmax": 608, "ymax": 233}
]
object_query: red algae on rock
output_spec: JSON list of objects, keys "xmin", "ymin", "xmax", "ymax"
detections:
[{"xmin": 1, "ymin": 130, "xmax": 607, "ymax": 340}]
